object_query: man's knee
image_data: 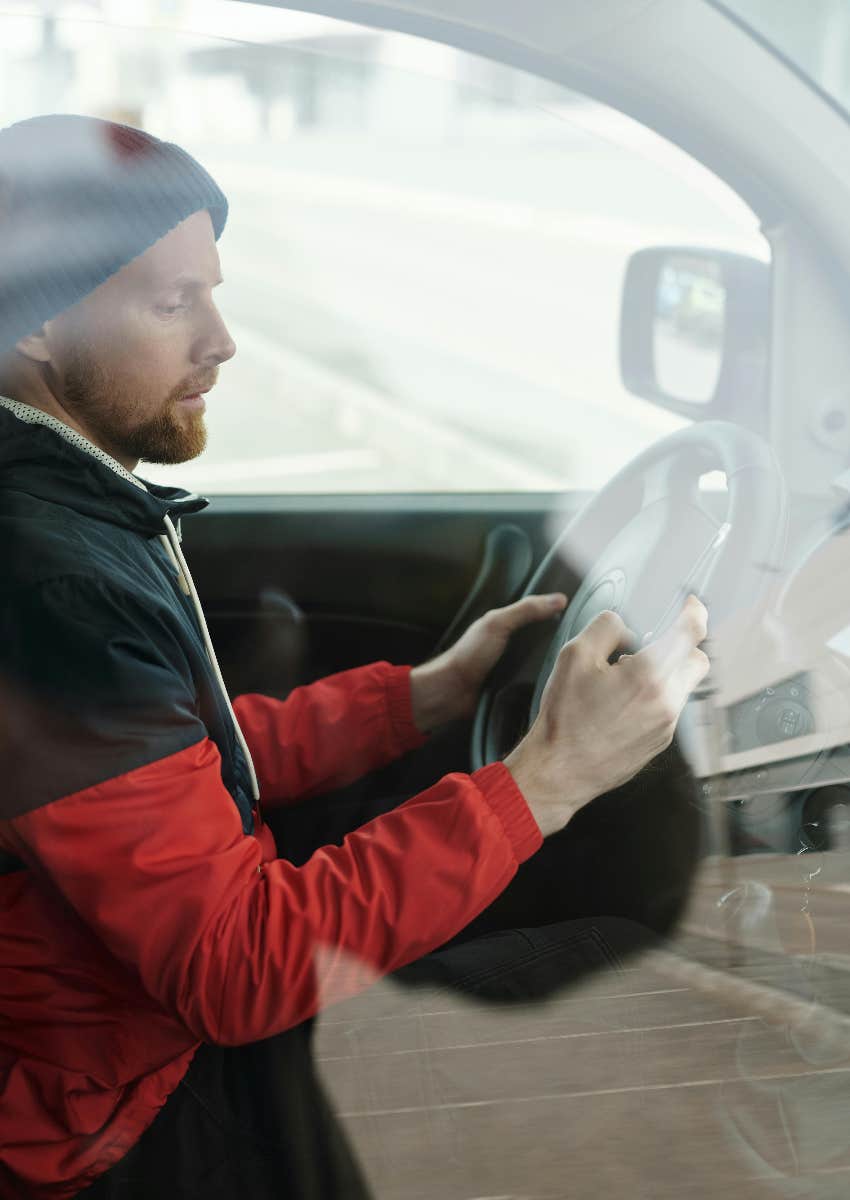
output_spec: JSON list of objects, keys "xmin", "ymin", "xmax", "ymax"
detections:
[{"xmin": 394, "ymin": 914, "xmax": 658, "ymax": 1005}]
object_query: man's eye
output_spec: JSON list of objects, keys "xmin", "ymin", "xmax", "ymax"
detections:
[{"xmin": 157, "ymin": 302, "xmax": 187, "ymax": 316}]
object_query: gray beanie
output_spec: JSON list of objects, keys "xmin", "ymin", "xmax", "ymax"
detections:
[{"xmin": 0, "ymin": 114, "xmax": 228, "ymax": 354}]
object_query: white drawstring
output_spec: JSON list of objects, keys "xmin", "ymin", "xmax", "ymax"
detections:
[
  {"xmin": 162, "ymin": 513, "xmax": 261, "ymax": 806},
  {"xmin": 159, "ymin": 531, "xmax": 190, "ymax": 594}
]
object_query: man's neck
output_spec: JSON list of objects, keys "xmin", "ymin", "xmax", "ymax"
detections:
[
  {"xmin": 6, "ymin": 384, "xmax": 89, "ymax": 443},
  {"xmin": 0, "ymin": 395, "xmax": 145, "ymax": 490},
  {"xmin": 2, "ymin": 382, "xmax": 140, "ymax": 474}
]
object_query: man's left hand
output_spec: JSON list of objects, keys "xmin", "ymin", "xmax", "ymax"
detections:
[{"xmin": 410, "ymin": 593, "xmax": 568, "ymax": 734}]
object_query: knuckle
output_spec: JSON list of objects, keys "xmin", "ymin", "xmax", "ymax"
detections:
[
  {"xmin": 558, "ymin": 639, "xmax": 582, "ymax": 669},
  {"xmin": 561, "ymin": 638, "xmax": 581, "ymax": 667},
  {"xmin": 688, "ymin": 600, "xmax": 708, "ymax": 636},
  {"xmin": 640, "ymin": 669, "xmax": 664, "ymax": 702},
  {"xmin": 598, "ymin": 609, "xmax": 626, "ymax": 634},
  {"xmin": 659, "ymin": 724, "xmax": 676, "ymax": 750},
  {"xmin": 631, "ymin": 650, "xmax": 653, "ymax": 677},
  {"xmin": 616, "ymin": 653, "xmax": 638, "ymax": 683}
]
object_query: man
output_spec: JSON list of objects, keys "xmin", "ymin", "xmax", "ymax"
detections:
[{"xmin": 0, "ymin": 115, "xmax": 708, "ymax": 1199}]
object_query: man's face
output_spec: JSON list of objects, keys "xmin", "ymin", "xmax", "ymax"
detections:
[{"xmin": 44, "ymin": 209, "xmax": 235, "ymax": 470}]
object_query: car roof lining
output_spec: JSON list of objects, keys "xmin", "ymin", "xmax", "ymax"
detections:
[
  {"xmin": 234, "ymin": 0, "xmax": 662, "ymax": 55},
  {"xmin": 232, "ymin": 1, "xmax": 778, "ymax": 216},
  {"xmin": 233, "ymin": 0, "xmax": 850, "ymax": 267}
]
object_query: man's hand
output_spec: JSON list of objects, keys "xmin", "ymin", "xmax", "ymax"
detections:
[
  {"xmin": 410, "ymin": 593, "xmax": 568, "ymax": 734},
  {"xmin": 505, "ymin": 595, "xmax": 709, "ymax": 838}
]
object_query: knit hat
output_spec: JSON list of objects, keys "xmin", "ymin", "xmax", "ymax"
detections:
[{"xmin": 0, "ymin": 114, "xmax": 228, "ymax": 355}]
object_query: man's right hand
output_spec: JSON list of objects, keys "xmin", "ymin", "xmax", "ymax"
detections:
[{"xmin": 504, "ymin": 595, "xmax": 709, "ymax": 838}]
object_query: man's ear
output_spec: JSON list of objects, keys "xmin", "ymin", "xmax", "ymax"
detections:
[{"xmin": 15, "ymin": 324, "xmax": 53, "ymax": 365}]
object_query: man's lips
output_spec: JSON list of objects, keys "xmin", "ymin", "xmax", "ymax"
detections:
[{"xmin": 176, "ymin": 387, "xmax": 211, "ymax": 411}]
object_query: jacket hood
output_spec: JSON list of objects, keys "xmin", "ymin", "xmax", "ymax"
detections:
[{"xmin": 0, "ymin": 399, "xmax": 208, "ymax": 536}]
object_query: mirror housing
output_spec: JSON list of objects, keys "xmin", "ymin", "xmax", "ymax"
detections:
[{"xmin": 620, "ymin": 247, "xmax": 771, "ymax": 427}]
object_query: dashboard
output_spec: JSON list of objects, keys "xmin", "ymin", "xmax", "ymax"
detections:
[{"xmin": 681, "ymin": 519, "xmax": 850, "ymax": 850}]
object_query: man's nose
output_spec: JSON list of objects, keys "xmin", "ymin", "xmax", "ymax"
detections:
[{"xmin": 194, "ymin": 303, "xmax": 236, "ymax": 367}]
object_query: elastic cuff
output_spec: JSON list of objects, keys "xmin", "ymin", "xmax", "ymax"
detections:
[
  {"xmin": 384, "ymin": 664, "xmax": 429, "ymax": 755},
  {"xmin": 472, "ymin": 762, "xmax": 543, "ymax": 864}
]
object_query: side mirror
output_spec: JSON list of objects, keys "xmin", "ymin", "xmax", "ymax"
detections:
[{"xmin": 620, "ymin": 247, "xmax": 770, "ymax": 425}]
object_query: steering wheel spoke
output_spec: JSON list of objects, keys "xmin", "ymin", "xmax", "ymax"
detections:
[{"xmin": 641, "ymin": 455, "xmax": 678, "ymax": 508}]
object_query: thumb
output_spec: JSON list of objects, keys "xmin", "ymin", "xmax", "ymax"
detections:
[
  {"xmin": 495, "ymin": 593, "xmax": 567, "ymax": 633},
  {"xmin": 577, "ymin": 609, "xmax": 635, "ymax": 664}
]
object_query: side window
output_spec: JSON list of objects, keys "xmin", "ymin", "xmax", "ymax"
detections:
[{"xmin": 2, "ymin": 4, "xmax": 767, "ymax": 493}]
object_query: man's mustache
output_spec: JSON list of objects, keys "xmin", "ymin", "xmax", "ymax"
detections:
[{"xmin": 172, "ymin": 374, "xmax": 218, "ymax": 400}]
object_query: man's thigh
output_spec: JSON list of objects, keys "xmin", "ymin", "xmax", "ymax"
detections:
[{"xmin": 393, "ymin": 915, "xmax": 658, "ymax": 1003}]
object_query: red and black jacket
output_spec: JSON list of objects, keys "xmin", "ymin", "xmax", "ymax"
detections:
[{"xmin": 0, "ymin": 399, "xmax": 541, "ymax": 1198}]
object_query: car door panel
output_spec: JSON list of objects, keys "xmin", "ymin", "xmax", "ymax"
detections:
[{"xmin": 187, "ymin": 494, "xmax": 587, "ymax": 696}]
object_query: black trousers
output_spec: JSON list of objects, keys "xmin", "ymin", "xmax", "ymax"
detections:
[{"xmin": 78, "ymin": 759, "xmax": 698, "ymax": 1198}]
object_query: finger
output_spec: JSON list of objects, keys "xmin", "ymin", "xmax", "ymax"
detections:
[
  {"xmin": 682, "ymin": 593, "xmax": 709, "ymax": 641},
  {"xmin": 648, "ymin": 593, "xmax": 708, "ymax": 645},
  {"xmin": 685, "ymin": 645, "xmax": 712, "ymax": 690},
  {"xmin": 643, "ymin": 595, "xmax": 708, "ymax": 673},
  {"xmin": 668, "ymin": 647, "xmax": 712, "ymax": 711},
  {"xmin": 492, "ymin": 593, "xmax": 567, "ymax": 632},
  {"xmin": 577, "ymin": 609, "xmax": 635, "ymax": 663}
]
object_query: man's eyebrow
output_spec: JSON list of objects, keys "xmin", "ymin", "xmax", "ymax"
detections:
[{"xmin": 158, "ymin": 274, "xmax": 224, "ymax": 291}]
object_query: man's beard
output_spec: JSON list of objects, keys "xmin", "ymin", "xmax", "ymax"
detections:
[{"xmin": 63, "ymin": 350, "xmax": 208, "ymax": 467}]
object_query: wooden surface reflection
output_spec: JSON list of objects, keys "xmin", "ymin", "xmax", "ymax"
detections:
[{"xmin": 315, "ymin": 854, "xmax": 850, "ymax": 1199}]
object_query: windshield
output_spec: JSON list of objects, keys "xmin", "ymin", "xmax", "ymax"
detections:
[
  {"xmin": 0, "ymin": 1, "xmax": 764, "ymax": 494},
  {"xmin": 716, "ymin": 0, "xmax": 850, "ymax": 118}
]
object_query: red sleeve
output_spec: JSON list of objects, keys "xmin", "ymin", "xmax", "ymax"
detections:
[
  {"xmin": 233, "ymin": 661, "xmax": 427, "ymax": 808},
  {"xmin": 5, "ymin": 740, "xmax": 541, "ymax": 1047}
]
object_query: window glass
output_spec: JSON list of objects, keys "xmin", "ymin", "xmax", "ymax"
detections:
[
  {"xmin": 1, "ymin": 0, "xmax": 767, "ymax": 492},
  {"xmin": 717, "ymin": 0, "xmax": 850, "ymax": 121}
]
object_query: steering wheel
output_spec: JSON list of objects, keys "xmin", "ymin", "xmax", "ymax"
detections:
[{"xmin": 471, "ymin": 421, "xmax": 787, "ymax": 771}]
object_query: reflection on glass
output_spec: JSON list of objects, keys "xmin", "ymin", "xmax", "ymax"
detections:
[
  {"xmin": 0, "ymin": 4, "xmax": 766, "ymax": 493},
  {"xmin": 654, "ymin": 255, "xmax": 726, "ymax": 404},
  {"xmin": 714, "ymin": 830, "xmax": 850, "ymax": 1191}
]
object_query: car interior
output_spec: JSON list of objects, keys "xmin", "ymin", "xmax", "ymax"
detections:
[{"xmin": 6, "ymin": 0, "xmax": 850, "ymax": 1194}]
